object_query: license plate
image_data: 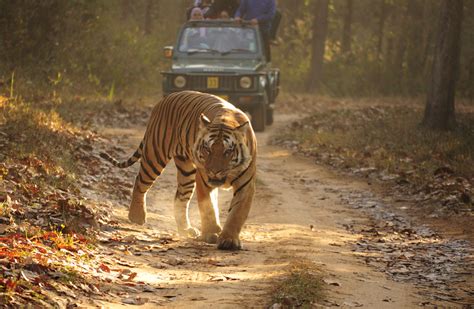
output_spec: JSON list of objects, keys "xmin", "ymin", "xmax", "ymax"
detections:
[
  {"xmin": 207, "ymin": 77, "xmax": 219, "ymax": 89},
  {"xmin": 218, "ymin": 95, "xmax": 229, "ymax": 101}
]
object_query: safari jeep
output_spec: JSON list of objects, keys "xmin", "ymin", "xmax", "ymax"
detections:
[{"xmin": 161, "ymin": 19, "xmax": 279, "ymax": 132}]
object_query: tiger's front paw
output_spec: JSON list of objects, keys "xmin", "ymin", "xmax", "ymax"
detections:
[
  {"xmin": 200, "ymin": 233, "xmax": 219, "ymax": 244},
  {"xmin": 217, "ymin": 233, "xmax": 241, "ymax": 250},
  {"xmin": 178, "ymin": 226, "xmax": 200, "ymax": 239},
  {"xmin": 128, "ymin": 206, "xmax": 146, "ymax": 225}
]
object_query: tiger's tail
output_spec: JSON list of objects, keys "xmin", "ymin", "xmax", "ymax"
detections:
[{"xmin": 100, "ymin": 142, "xmax": 143, "ymax": 168}]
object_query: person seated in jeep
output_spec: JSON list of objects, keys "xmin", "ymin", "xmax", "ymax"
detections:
[
  {"xmin": 186, "ymin": 0, "xmax": 212, "ymax": 20},
  {"xmin": 204, "ymin": 0, "xmax": 239, "ymax": 19},
  {"xmin": 218, "ymin": 9, "xmax": 231, "ymax": 19},
  {"xmin": 181, "ymin": 8, "xmax": 211, "ymax": 51},
  {"xmin": 190, "ymin": 7, "xmax": 205, "ymax": 20}
]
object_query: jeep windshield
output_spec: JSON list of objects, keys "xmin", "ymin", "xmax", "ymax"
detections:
[{"xmin": 178, "ymin": 25, "xmax": 259, "ymax": 55}]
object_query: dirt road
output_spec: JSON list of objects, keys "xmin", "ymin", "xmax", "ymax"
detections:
[{"xmin": 93, "ymin": 113, "xmax": 472, "ymax": 308}]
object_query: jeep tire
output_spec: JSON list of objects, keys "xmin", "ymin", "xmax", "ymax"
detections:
[
  {"xmin": 266, "ymin": 106, "xmax": 274, "ymax": 125},
  {"xmin": 251, "ymin": 101, "xmax": 266, "ymax": 132}
]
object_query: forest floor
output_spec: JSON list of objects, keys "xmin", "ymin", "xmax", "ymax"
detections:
[{"xmin": 1, "ymin": 94, "xmax": 473, "ymax": 308}]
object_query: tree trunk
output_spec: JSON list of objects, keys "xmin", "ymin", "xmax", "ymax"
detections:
[
  {"xmin": 406, "ymin": 0, "xmax": 424, "ymax": 84},
  {"xmin": 422, "ymin": 0, "xmax": 463, "ymax": 130},
  {"xmin": 420, "ymin": 0, "xmax": 434, "ymax": 71},
  {"xmin": 376, "ymin": 0, "xmax": 386, "ymax": 59},
  {"xmin": 341, "ymin": 0, "xmax": 353, "ymax": 55},
  {"xmin": 392, "ymin": 2, "xmax": 408, "ymax": 90},
  {"xmin": 384, "ymin": 4, "xmax": 397, "ymax": 68},
  {"xmin": 306, "ymin": 0, "xmax": 329, "ymax": 92},
  {"xmin": 121, "ymin": 0, "xmax": 132, "ymax": 20},
  {"xmin": 144, "ymin": 0, "xmax": 154, "ymax": 35}
]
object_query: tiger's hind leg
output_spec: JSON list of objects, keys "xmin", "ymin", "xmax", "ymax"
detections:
[
  {"xmin": 196, "ymin": 170, "xmax": 222, "ymax": 244},
  {"xmin": 174, "ymin": 156, "xmax": 199, "ymax": 238},
  {"xmin": 129, "ymin": 159, "xmax": 164, "ymax": 225}
]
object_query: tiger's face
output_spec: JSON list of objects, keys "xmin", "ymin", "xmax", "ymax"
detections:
[{"xmin": 193, "ymin": 114, "xmax": 251, "ymax": 187}]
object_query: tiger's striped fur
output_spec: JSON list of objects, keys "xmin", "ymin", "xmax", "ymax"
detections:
[{"xmin": 101, "ymin": 91, "xmax": 257, "ymax": 250}]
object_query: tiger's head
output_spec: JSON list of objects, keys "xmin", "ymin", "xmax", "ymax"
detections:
[{"xmin": 193, "ymin": 113, "xmax": 252, "ymax": 187}]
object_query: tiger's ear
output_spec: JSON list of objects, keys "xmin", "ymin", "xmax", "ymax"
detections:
[
  {"xmin": 200, "ymin": 114, "xmax": 211, "ymax": 127},
  {"xmin": 234, "ymin": 121, "xmax": 249, "ymax": 133}
]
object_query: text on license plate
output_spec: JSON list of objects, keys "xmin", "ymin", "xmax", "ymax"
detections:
[{"xmin": 207, "ymin": 77, "xmax": 219, "ymax": 89}]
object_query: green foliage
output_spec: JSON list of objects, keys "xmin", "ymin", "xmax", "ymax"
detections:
[{"xmin": 0, "ymin": 1, "xmax": 187, "ymax": 98}]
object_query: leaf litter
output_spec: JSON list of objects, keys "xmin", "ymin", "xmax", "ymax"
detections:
[
  {"xmin": 0, "ymin": 96, "xmax": 171, "ymax": 307},
  {"xmin": 338, "ymin": 189, "xmax": 473, "ymax": 305},
  {"xmin": 272, "ymin": 102, "xmax": 473, "ymax": 217}
]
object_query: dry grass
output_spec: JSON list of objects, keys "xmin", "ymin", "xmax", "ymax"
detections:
[
  {"xmin": 270, "ymin": 260, "xmax": 325, "ymax": 308},
  {"xmin": 0, "ymin": 94, "xmax": 118, "ymax": 306},
  {"xmin": 1, "ymin": 97, "xmax": 84, "ymax": 189},
  {"xmin": 0, "ymin": 94, "xmax": 151, "ymax": 187},
  {"xmin": 275, "ymin": 105, "xmax": 474, "ymax": 182}
]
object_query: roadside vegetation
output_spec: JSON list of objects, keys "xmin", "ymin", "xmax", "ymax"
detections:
[
  {"xmin": 0, "ymin": 93, "xmax": 152, "ymax": 306},
  {"xmin": 273, "ymin": 95, "xmax": 474, "ymax": 215}
]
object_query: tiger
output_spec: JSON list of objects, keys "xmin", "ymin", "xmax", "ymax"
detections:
[{"xmin": 100, "ymin": 90, "xmax": 257, "ymax": 250}]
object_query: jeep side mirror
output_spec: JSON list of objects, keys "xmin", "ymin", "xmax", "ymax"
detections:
[{"xmin": 163, "ymin": 46, "xmax": 173, "ymax": 59}]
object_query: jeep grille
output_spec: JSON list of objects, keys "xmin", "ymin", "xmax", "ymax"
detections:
[{"xmin": 188, "ymin": 75, "xmax": 234, "ymax": 91}]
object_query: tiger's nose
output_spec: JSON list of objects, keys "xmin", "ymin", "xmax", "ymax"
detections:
[{"xmin": 208, "ymin": 177, "xmax": 226, "ymax": 187}]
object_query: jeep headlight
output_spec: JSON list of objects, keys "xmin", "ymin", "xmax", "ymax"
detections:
[
  {"xmin": 239, "ymin": 76, "xmax": 252, "ymax": 89},
  {"xmin": 174, "ymin": 75, "xmax": 186, "ymax": 88}
]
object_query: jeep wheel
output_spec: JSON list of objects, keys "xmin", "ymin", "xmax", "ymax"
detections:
[
  {"xmin": 251, "ymin": 102, "xmax": 266, "ymax": 132},
  {"xmin": 266, "ymin": 106, "xmax": 274, "ymax": 126}
]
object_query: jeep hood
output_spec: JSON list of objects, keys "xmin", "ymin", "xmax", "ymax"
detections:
[{"xmin": 171, "ymin": 58, "xmax": 265, "ymax": 73}]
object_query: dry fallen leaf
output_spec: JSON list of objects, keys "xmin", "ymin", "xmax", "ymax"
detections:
[
  {"xmin": 124, "ymin": 272, "xmax": 138, "ymax": 282},
  {"xmin": 208, "ymin": 275, "xmax": 239, "ymax": 282},
  {"xmin": 342, "ymin": 301, "xmax": 363, "ymax": 307},
  {"xmin": 99, "ymin": 263, "xmax": 111, "ymax": 273},
  {"xmin": 323, "ymin": 279, "xmax": 341, "ymax": 286},
  {"xmin": 122, "ymin": 296, "xmax": 149, "ymax": 305}
]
